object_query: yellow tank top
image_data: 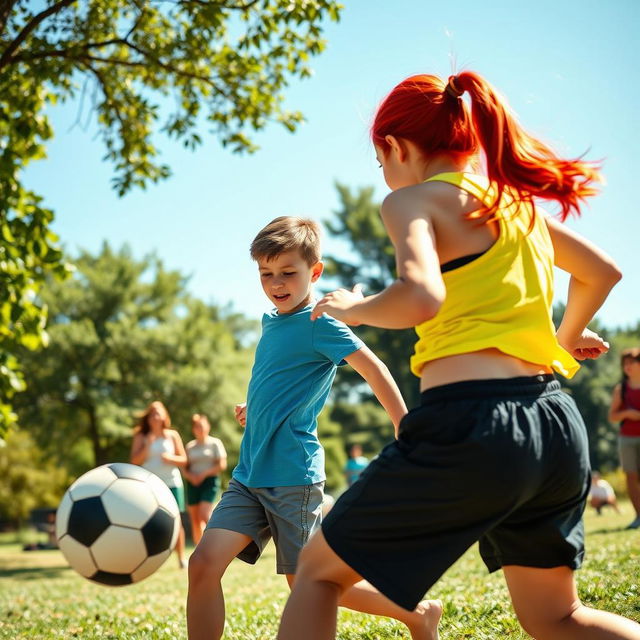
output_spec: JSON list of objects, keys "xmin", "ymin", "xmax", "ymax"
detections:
[{"xmin": 410, "ymin": 172, "xmax": 579, "ymax": 379}]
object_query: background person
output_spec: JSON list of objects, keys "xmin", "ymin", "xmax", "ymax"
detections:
[
  {"xmin": 184, "ymin": 413, "xmax": 227, "ymax": 545},
  {"xmin": 130, "ymin": 400, "xmax": 188, "ymax": 568},
  {"xmin": 343, "ymin": 443, "xmax": 369, "ymax": 487},
  {"xmin": 588, "ymin": 472, "xmax": 620, "ymax": 516},
  {"xmin": 607, "ymin": 347, "xmax": 640, "ymax": 529}
]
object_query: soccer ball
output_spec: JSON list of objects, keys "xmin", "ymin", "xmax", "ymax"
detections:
[{"xmin": 56, "ymin": 462, "xmax": 180, "ymax": 586}]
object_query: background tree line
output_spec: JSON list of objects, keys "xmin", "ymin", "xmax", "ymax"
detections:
[{"xmin": 2, "ymin": 184, "xmax": 639, "ymax": 527}]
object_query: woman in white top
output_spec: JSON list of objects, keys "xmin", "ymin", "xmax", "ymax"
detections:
[
  {"xmin": 184, "ymin": 414, "xmax": 227, "ymax": 545},
  {"xmin": 130, "ymin": 400, "xmax": 188, "ymax": 568}
]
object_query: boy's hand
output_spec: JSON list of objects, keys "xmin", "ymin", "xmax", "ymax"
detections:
[
  {"xmin": 311, "ymin": 283, "xmax": 364, "ymax": 325},
  {"xmin": 558, "ymin": 327, "xmax": 609, "ymax": 360},
  {"xmin": 235, "ymin": 402, "xmax": 247, "ymax": 427}
]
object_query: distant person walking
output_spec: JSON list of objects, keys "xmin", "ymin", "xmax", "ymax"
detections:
[
  {"xmin": 131, "ymin": 400, "xmax": 188, "ymax": 568},
  {"xmin": 608, "ymin": 348, "xmax": 640, "ymax": 529},
  {"xmin": 185, "ymin": 414, "xmax": 227, "ymax": 545}
]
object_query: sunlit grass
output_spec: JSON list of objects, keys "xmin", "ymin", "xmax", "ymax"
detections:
[{"xmin": 1, "ymin": 503, "xmax": 639, "ymax": 639}]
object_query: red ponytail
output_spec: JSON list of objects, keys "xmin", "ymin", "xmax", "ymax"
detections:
[{"xmin": 372, "ymin": 72, "xmax": 601, "ymax": 221}]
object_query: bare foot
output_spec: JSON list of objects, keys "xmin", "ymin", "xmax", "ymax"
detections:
[{"xmin": 406, "ymin": 599, "xmax": 442, "ymax": 640}]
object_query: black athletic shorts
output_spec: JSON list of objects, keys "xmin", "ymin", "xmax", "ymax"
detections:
[{"xmin": 322, "ymin": 375, "xmax": 590, "ymax": 611}]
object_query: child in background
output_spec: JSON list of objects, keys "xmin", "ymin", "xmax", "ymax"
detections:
[
  {"xmin": 277, "ymin": 71, "xmax": 640, "ymax": 639},
  {"xmin": 588, "ymin": 472, "xmax": 620, "ymax": 516},
  {"xmin": 187, "ymin": 216, "xmax": 441, "ymax": 640}
]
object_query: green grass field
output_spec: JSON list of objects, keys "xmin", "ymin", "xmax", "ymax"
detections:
[{"xmin": 1, "ymin": 505, "xmax": 639, "ymax": 640}]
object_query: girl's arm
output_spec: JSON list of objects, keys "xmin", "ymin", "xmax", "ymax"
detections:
[
  {"xmin": 546, "ymin": 216, "xmax": 622, "ymax": 359},
  {"xmin": 130, "ymin": 433, "xmax": 150, "ymax": 465},
  {"xmin": 312, "ymin": 189, "xmax": 445, "ymax": 328},
  {"xmin": 344, "ymin": 345, "xmax": 408, "ymax": 437}
]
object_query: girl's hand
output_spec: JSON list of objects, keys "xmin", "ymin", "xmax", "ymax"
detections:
[
  {"xmin": 235, "ymin": 403, "xmax": 247, "ymax": 427},
  {"xmin": 310, "ymin": 284, "xmax": 364, "ymax": 325},
  {"xmin": 558, "ymin": 328, "xmax": 610, "ymax": 360}
]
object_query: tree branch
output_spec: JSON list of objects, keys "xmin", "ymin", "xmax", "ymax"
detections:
[
  {"xmin": 81, "ymin": 60, "xmax": 127, "ymax": 135},
  {"xmin": 0, "ymin": 0, "xmax": 76, "ymax": 70},
  {"xmin": 0, "ymin": 0, "xmax": 19, "ymax": 38},
  {"xmin": 153, "ymin": 0, "xmax": 260, "ymax": 9},
  {"xmin": 13, "ymin": 46, "xmax": 226, "ymax": 92}
]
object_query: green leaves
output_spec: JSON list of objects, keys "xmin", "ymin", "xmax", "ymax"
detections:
[
  {"xmin": 0, "ymin": 0, "xmax": 342, "ymax": 435},
  {"xmin": 13, "ymin": 244, "xmax": 255, "ymax": 472}
]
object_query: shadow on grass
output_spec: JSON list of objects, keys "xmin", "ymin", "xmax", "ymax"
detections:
[
  {"xmin": 588, "ymin": 526, "xmax": 630, "ymax": 535},
  {"xmin": 0, "ymin": 565, "xmax": 70, "ymax": 580}
]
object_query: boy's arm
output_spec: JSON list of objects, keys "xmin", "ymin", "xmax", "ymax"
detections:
[
  {"xmin": 344, "ymin": 345, "xmax": 407, "ymax": 437},
  {"xmin": 235, "ymin": 402, "xmax": 247, "ymax": 427}
]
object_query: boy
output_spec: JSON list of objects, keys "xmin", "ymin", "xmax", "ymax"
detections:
[{"xmin": 187, "ymin": 217, "xmax": 441, "ymax": 640}]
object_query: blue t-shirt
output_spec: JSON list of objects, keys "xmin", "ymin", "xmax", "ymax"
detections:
[
  {"xmin": 344, "ymin": 456, "xmax": 369, "ymax": 486},
  {"xmin": 233, "ymin": 304, "xmax": 363, "ymax": 487}
]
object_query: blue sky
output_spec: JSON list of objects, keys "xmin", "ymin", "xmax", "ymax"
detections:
[{"xmin": 23, "ymin": 0, "xmax": 640, "ymax": 329}]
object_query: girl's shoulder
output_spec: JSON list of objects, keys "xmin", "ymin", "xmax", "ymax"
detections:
[{"xmin": 382, "ymin": 179, "xmax": 480, "ymax": 221}]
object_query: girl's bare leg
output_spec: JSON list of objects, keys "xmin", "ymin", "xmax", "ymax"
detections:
[
  {"xmin": 504, "ymin": 565, "xmax": 640, "ymax": 639},
  {"xmin": 278, "ymin": 530, "xmax": 441, "ymax": 640}
]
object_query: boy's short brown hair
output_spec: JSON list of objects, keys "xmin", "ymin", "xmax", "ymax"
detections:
[{"xmin": 250, "ymin": 217, "xmax": 321, "ymax": 266}]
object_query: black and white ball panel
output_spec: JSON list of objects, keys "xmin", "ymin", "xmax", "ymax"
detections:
[{"xmin": 56, "ymin": 462, "xmax": 180, "ymax": 586}]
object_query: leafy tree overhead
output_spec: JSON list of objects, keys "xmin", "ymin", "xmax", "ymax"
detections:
[
  {"xmin": 13, "ymin": 243, "xmax": 255, "ymax": 475},
  {"xmin": 0, "ymin": 0, "xmax": 342, "ymax": 435}
]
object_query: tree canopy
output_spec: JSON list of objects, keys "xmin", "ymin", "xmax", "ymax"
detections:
[
  {"xmin": 0, "ymin": 0, "xmax": 342, "ymax": 434},
  {"xmin": 13, "ymin": 243, "xmax": 255, "ymax": 474}
]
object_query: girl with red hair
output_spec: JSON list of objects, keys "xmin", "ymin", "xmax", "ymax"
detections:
[{"xmin": 277, "ymin": 72, "xmax": 640, "ymax": 639}]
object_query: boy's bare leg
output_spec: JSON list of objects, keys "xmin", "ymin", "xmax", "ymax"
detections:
[
  {"xmin": 187, "ymin": 528, "xmax": 253, "ymax": 640},
  {"xmin": 340, "ymin": 580, "xmax": 441, "ymax": 640},
  {"xmin": 504, "ymin": 565, "xmax": 640, "ymax": 639},
  {"xmin": 278, "ymin": 530, "xmax": 441, "ymax": 640}
]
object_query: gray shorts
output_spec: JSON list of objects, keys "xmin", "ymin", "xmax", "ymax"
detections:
[
  {"xmin": 206, "ymin": 477, "xmax": 324, "ymax": 574},
  {"xmin": 619, "ymin": 436, "xmax": 640, "ymax": 473}
]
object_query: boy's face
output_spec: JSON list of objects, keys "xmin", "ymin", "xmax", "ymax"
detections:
[{"xmin": 258, "ymin": 250, "xmax": 323, "ymax": 314}]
